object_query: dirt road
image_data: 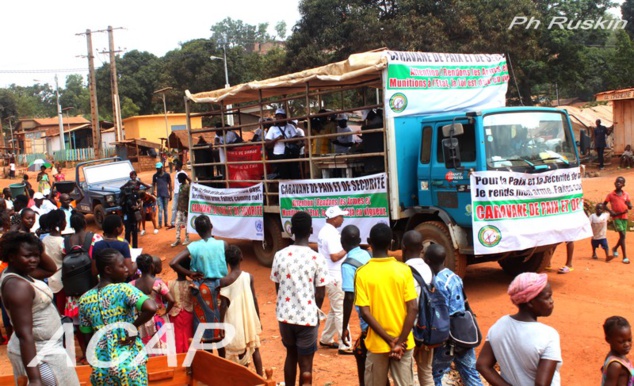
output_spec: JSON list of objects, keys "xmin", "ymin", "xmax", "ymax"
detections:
[{"xmin": 0, "ymin": 164, "xmax": 632, "ymax": 385}]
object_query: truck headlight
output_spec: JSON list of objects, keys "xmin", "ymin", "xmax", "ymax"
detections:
[{"xmin": 106, "ymin": 195, "xmax": 115, "ymax": 204}]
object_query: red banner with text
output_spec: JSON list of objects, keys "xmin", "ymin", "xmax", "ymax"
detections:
[{"xmin": 227, "ymin": 145, "xmax": 264, "ymax": 187}]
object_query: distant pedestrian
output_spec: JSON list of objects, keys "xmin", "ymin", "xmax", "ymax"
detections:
[
  {"xmin": 169, "ymin": 160, "xmax": 189, "ymax": 229},
  {"xmin": 355, "ymin": 223, "xmax": 417, "ymax": 386},
  {"xmin": 270, "ymin": 211, "xmax": 328, "ymax": 386},
  {"xmin": 477, "ymin": 272, "xmax": 561, "ymax": 385},
  {"xmin": 152, "ymin": 162, "xmax": 172, "ymax": 229},
  {"xmin": 171, "ymin": 173, "xmax": 190, "ymax": 247},
  {"xmin": 590, "ymin": 203, "xmax": 611, "ymax": 261},
  {"xmin": 595, "ymin": 119, "xmax": 614, "ymax": 170},
  {"xmin": 601, "ymin": 316, "xmax": 634, "ymax": 386},
  {"xmin": 604, "ymin": 176, "xmax": 632, "ymax": 263}
]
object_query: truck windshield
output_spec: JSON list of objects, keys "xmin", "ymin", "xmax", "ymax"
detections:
[{"xmin": 483, "ymin": 111, "xmax": 576, "ymax": 170}]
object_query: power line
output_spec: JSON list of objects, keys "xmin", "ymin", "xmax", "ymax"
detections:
[{"xmin": 0, "ymin": 68, "xmax": 88, "ymax": 74}]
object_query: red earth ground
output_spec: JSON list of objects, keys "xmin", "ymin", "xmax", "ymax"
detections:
[{"xmin": 0, "ymin": 161, "xmax": 632, "ymax": 385}]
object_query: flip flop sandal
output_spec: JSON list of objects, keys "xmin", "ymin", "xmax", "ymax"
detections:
[
  {"xmin": 613, "ymin": 250, "xmax": 620, "ymax": 257},
  {"xmin": 544, "ymin": 266, "xmax": 553, "ymax": 271},
  {"xmin": 557, "ymin": 266, "xmax": 574, "ymax": 274},
  {"xmin": 623, "ymin": 258, "xmax": 630, "ymax": 264}
]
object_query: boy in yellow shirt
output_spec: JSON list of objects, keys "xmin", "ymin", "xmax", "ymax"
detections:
[{"xmin": 355, "ymin": 223, "xmax": 417, "ymax": 386}]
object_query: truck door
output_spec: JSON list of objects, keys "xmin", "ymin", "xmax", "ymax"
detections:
[
  {"xmin": 430, "ymin": 120, "xmax": 477, "ymax": 228},
  {"xmin": 417, "ymin": 125, "xmax": 434, "ymax": 206}
]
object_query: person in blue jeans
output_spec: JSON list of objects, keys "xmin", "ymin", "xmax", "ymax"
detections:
[
  {"xmin": 425, "ymin": 244, "xmax": 483, "ymax": 386},
  {"xmin": 340, "ymin": 225, "xmax": 372, "ymax": 385},
  {"xmin": 152, "ymin": 162, "xmax": 172, "ymax": 229}
]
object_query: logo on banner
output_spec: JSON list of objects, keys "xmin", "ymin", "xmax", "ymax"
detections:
[
  {"xmin": 389, "ymin": 93, "xmax": 408, "ymax": 113},
  {"xmin": 190, "ymin": 215, "xmax": 199, "ymax": 229},
  {"xmin": 478, "ymin": 225, "xmax": 502, "ymax": 248},
  {"xmin": 255, "ymin": 220, "xmax": 263, "ymax": 236}
]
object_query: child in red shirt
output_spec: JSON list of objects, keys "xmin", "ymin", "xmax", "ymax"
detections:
[{"xmin": 604, "ymin": 177, "xmax": 633, "ymax": 263}]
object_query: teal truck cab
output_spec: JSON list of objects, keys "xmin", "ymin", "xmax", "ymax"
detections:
[
  {"xmin": 393, "ymin": 107, "xmax": 579, "ymax": 276},
  {"xmin": 184, "ymin": 50, "xmax": 587, "ymax": 276}
]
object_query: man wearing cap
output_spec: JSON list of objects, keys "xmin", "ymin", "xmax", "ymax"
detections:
[
  {"xmin": 31, "ymin": 192, "xmax": 56, "ymax": 216},
  {"xmin": 169, "ymin": 160, "xmax": 190, "ymax": 230},
  {"xmin": 265, "ymin": 108, "xmax": 302, "ymax": 179},
  {"xmin": 318, "ymin": 205, "xmax": 353, "ymax": 354},
  {"xmin": 152, "ymin": 162, "xmax": 172, "ymax": 229}
]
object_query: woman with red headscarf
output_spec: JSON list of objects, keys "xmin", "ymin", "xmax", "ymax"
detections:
[{"xmin": 476, "ymin": 273, "xmax": 562, "ymax": 385}]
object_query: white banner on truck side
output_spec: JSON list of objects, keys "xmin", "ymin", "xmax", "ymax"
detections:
[
  {"xmin": 186, "ymin": 183, "xmax": 264, "ymax": 241},
  {"xmin": 279, "ymin": 173, "xmax": 389, "ymax": 244},
  {"xmin": 470, "ymin": 167, "xmax": 592, "ymax": 254},
  {"xmin": 384, "ymin": 51, "xmax": 508, "ymax": 118}
]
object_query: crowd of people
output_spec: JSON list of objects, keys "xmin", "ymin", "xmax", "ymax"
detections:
[{"xmin": 0, "ymin": 156, "xmax": 631, "ymax": 386}]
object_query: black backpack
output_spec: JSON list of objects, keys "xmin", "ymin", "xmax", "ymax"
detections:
[
  {"xmin": 61, "ymin": 232, "xmax": 96, "ymax": 297},
  {"xmin": 410, "ymin": 267, "xmax": 451, "ymax": 347}
]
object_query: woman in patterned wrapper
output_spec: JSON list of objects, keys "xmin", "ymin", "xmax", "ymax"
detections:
[{"xmin": 78, "ymin": 248, "xmax": 157, "ymax": 386}]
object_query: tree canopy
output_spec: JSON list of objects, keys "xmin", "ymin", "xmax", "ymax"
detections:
[{"xmin": 2, "ymin": 4, "xmax": 633, "ymax": 129}]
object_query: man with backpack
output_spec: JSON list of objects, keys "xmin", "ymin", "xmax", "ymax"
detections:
[
  {"xmin": 340, "ymin": 225, "xmax": 372, "ymax": 385},
  {"xmin": 402, "ymin": 231, "xmax": 436, "ymax": 386},
  {"xmin": 355, "ymin": 223, "xmax": 417, "ymax": 386},
  {"xmin": 425, "ymin": 244, "xmax": 483, "ymax": 386}
]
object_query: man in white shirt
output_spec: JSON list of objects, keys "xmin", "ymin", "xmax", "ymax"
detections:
[
  {"xmin": 265, "ymin": 108, "xmax": 302, "ymax": 179},
  {"xmin": 334, "ymin": 114, "xmax": 360, "ymax": 154},
  {"xmin": 168, "ymin": 160, "xmax": 190, "ymax": 229},
  {"xmin": 318, "ymin": 205, "xmax": 353, "ymax": 354},
  {"xmin": 30, "ymin": 192, "xmax": 58, "ymax": 233}
]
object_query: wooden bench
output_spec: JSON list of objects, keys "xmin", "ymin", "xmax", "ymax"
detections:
[{"xmin": 1, "ymin": 351, "xmax": 276, "ymax": 386}]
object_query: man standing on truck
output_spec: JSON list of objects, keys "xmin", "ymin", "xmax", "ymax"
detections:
[
  {"xmin": 152, "ymin": 162, "xmax": 172, "ymax": 229},
  {"xmin": 265, "ymin": 108, "xmax": 301, "ymax": 179},
  {"xmin": 318, "ymin": 206, "xmax": 353, "ymax": 355},
  {"xmin": 594, "ymin": 119, "xmax": 614, "ymax": 170},
  {"xmin": 333, "ymin": 114, "xmax": 359, "ymax": 154}
]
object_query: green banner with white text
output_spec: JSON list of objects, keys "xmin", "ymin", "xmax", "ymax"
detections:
[
  {"xmin": 470, "ymin": 167, "xmax": 592, "ymax": 254},
  {"xmin": 279, "ymin": 173, "xmax": 389, "ymax": 243}
]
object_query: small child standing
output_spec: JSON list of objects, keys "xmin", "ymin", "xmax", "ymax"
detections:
[
  {"xmin": 172, "ymin": 173, "xmax": 190, "ymax": 247},
  {"xmin": 168, "ymin": 258, "xmax": 194, "ymax": 354},
  {"xmin": 620, "ymin": 145, "xmax": 634, "ymax": 169},
  {"xmin": 601, "ymin": 316, "xmax": 634, "ymax": 386},
  {"xmin": 590, "ymin": 203, "xmax": 612, "ymax": 261},
  {"xmin": 132, "ymin": 254, "xmax": 174, "ymax": 352},
  {"xmin": 219, "ymin": 245, "xmax": 263, "ymax": 376},
  {"xmin": 604, "ymin": 177, "xmax": 633, "ymax": 264}
]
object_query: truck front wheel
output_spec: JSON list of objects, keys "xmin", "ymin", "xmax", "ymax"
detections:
[
  {"xmin": 93, "ymin": 204, "xmax": 105, "ymax": 230},
  {"xmin": 498, "ymin": 248, "xmax": 553, "ymax": 276},
  {"xmin": 252, "ymin": 216, "xmax": 289, "ymax": 267},
  {"xmin": 414, "ymin": 221, "xmax": 467, "ymax": 277}
]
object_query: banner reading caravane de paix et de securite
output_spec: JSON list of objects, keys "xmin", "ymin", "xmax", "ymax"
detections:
[
  {"xmin": 279, "ymin": 173, "xmax": 389, "ymax": 243},
  {"xmin": 470, "ymin": 167, "xmax": 592, "ymax": 254},
  {"xmin": 187, "ymin": 182, "xmax": 264, "ymax": 241},
  {"xmin": 384, "ymin": 51, "xmax": 508, "ymax": 118}
]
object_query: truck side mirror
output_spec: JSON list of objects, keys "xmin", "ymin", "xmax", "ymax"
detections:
[
  {"xmin": 443, "ymin": 138, "xmax": 461, "ymax": 169},
  {"xmin": 442, "ymin": 123, "xmax": 464, "ymax": 137}
]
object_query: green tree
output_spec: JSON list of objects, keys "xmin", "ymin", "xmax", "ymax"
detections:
[{"xmin": 59, "ymin": 74, "xmax": 91, "ymax": 116}]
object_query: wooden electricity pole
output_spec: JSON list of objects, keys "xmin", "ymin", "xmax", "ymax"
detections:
[
  {"xmin": 83, "ymin": 29, "xmax": 101, "ymax": 159},
  {"xmin": 107, "ymin": 26, "xmax": 124, "ymax": 142}
]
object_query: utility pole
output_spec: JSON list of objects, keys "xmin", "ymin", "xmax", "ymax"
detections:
[
  {"xmin": 55, "ymin": 75, "xmax": 66, "ymax": 151},
  {"xmin": 107, "ymin": 26, "xmax": 124, "ymax": 142},
  {"xmin": 79, "ymin": 29, "xmax": 101, "ymax": 159},
  {"xmin": 154, "ymin": 87, "xmax": 173, "ymax": 147}
]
